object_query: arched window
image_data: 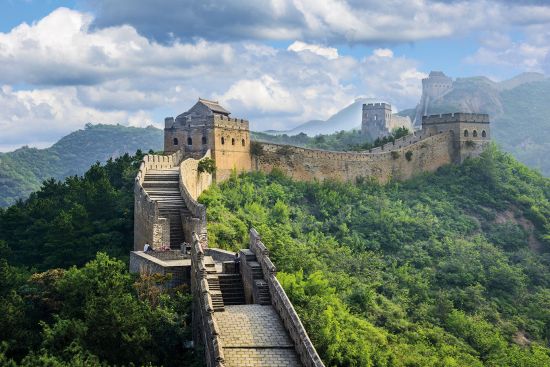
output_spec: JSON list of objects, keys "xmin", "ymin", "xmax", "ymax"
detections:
[
  {"xmin": 242, "ymin": 139, "xmax": 245, "ymax": 146},
  {"xmin": 473, "ymin": 130, "xmax": 478, "ymax": 137},
  {"xmin": 173, "ymin": 138, "xmax": 178, "ymax": 146},
  {"xmin": 482, "ymin": 130, "xmax": 486, "ymax": 138},
  {"xmin": 202, "ymin": 136, "xmax": 207, "ymax": 145},
  {"xmin": 231, "ymin": 138, "xmax": 235, "ymax": 145},
  {"xmin": 464, "ymin": 130, "xmax": 469, "ymax": 137},
  {"xmin": 221, "ymin": 137, "xmax": 225, "ymax": 145},
  {"xmin": 374, "ymin": 115, "xmax": 378, "ymax": 121},
  {"xmin": 187, "ymin": 137, "xmax": 192, "ymax": 145}
]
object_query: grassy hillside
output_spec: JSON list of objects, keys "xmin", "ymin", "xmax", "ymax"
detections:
[
  {"xmin": 0, "ymin": 124, "xmax": 163, "ymax": 207},
  {"xmin": 201, "ymin": 146, "xmax": 550, "ymax": 366},
  {"xmin": 427, "ymin": 77, "xmax": 550, "ymax": 175}
]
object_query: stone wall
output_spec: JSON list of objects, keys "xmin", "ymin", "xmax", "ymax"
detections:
[
  {"xmin": 212, "ymin": 115, "xmax": 251, "ymax": 181},
  {"xmin": 129, "ymin": 251, "xmax": 191, "ymax": 289},
  {"xmin": 134, "ymin": 151, "xmax": 184, "ymax": 251},
  {"xmin": 253, "ymin": 132, "xmax": 455, "ymax": 184},
  {"xmin": 249, "ymin": 229, "xmax": 325, "ymax": 367},
  {"xmin": 178, "ymin": 151, "xmax": 212, "ymax": 246},
  {"xmin": 190, "ymin": 233, "xmax": 225, "ymax": 367}
]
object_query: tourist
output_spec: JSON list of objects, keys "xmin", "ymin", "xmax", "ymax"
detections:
[
  {"xmin": 235, "ymin": 252, "xmax": 240, "ymax": 274},
  {"xmin": 144, "ymin": 242, "xmax": 153, "ymax": 252}
]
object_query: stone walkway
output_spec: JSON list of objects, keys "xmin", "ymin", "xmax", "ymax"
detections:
[{"xmin": 215, "ymin": 305, "xmax": 302, "ymax": 367}]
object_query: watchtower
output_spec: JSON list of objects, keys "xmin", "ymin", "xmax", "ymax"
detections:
[
  {"xmin": 422, "ymin": 112, "xmax": 490, "ymax": 163},
  {"xmin": 362, "ymin": 102, "xmax": 392, "ymax": 140},
  {"xmin": 164, "ymin": 98, "xmax": 251, "ymax": 180}
]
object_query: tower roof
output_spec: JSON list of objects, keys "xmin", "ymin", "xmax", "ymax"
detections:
[{"xmin": 197, "ymin": 98, "xmax": 230, "ymax": 116}]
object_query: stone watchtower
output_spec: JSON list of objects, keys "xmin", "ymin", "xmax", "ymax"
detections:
[
  {"xmin": 362, "ymin": 102, "xmax": 392, "ymax": 140},
  {"xmin": 164, "ymin": 98, "xmax": 251, "ymax": 180},
  {"xmin": 414, "ymin": 71, "xmax": 454, "ymax": 127},
  {"xmin": 422, "ymin": 112, "xmax": 490, "ymax": 163},
  {"xmin": 362, "ymin": 102, "xmax": 412, "ymax": 141}
]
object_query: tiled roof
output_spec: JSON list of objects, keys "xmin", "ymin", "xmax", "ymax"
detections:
[{"xmin": 198, "ymin": 98, "xmax": 230, "ymax": 115}]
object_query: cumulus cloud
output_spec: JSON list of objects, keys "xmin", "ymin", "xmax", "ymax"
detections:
[
  {"xmin": 464, "ymin": 28, "xmax": 550, "ymax": 73},
  {"xmin": 87, "ymin": 0, "xmax": 550, "ymax": 44},
  {"xmin": 287, "ymin": 41, "xmax": 338, "ymax": 59}
]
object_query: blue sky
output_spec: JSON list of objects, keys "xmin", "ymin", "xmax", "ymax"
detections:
[{"xmin": 0, "ymin": 0, "xmax": 548, "ymax": 151}]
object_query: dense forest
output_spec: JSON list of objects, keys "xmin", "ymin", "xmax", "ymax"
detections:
[
  {"xmin": 0, "ymin": 152, "xmax": 201, "ymax": 366},
  {"xmin": 200, "ymin": 144, "xmax": 550, "ymax": 366}
]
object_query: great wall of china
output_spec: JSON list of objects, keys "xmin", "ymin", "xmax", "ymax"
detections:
[{"xmin": 130, "ymin": 97, "xmax": 491, "ymax": 366}]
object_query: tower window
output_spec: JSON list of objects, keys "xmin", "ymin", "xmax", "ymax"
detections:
[
  {"xmin": 464, "ymin": 130, "xmax": 469, "ymax": 137},
  {"xmin": 187, "ymin": 137, "xmax": 192, "ymax": 145},
  {"xmin": 173, "ymin": 138, "xmax": 178, "ymax": 146},
  {"xmin": 232, "ymin": 138, "xmax": 235, "ymax": 145},
  {"xmin": 473, "ymin": 130, "xmax": 478, "ymax": 137},
  {"xmin": 202, "ymin": 136, "xmax": 207, "ymax": 145},
  {"xmin": 221, "ymin": 137, "xmax": 225, "ymax": 145},
  {"xmin": 242, "ymin": 139, "xmax": 245, "ymax": 146},
  {"xmin": 482, "ymin": 130, "xmax": 486, "ymax": 138}
]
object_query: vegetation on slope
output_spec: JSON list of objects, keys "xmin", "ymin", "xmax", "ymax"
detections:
[
  {"xmin": 0, "ymin": 152, "xmax": 201, "ymax": 366},
  {"xmin": 0, "ymin": 123, "xmax": 163, "ymax": 207},
  {"xmin": 200, "ymin": 145, "xmax": 550, "ymax": 366}
]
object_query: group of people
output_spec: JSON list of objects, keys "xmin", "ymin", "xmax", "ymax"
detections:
[{"xmin": 143, "ymin": 242, "xmax": 192, "ymax": 253}]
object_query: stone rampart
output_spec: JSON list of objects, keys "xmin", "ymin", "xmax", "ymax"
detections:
[
  {"xmin": 190, "ymin": 233, "xmax": 225, "ymax": 367},
  {"xmin": 178, "ymin": 151, "xmax": 212, "ymax": 246},
  {"xmin": 249, "ymin": 229, "xmax": 325, "ymax": 367},
  {"xmin": 254, "ymin": 132, "xmax": 454, "ymax": 183},
  {"xmin": 134, "ymin": 150, "xmax": 185, "ymax": 251},
  {"xmin": 129, "ymin": 251, "xmax": 191, "ymax": 288}
]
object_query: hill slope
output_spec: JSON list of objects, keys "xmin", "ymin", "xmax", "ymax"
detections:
[
  {"xmin": 201, "ymin": 146, "xmax": 550, "ymax": 366},
  {"xmin": 0, "ymin": 124, "xmax": 163, "ymax": 207}
]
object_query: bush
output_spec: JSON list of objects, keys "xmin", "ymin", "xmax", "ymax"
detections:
[
  {"xmin": 198, "ymin": 158, "xmax": 216, "ymax": 174},
  {"xmin": 405, "ymin": 151, "xmax": 413, "ymax": 161},
  {"xmin": 250, "ymin": 141, "xmax": 264, "ymax": 156},
  {"xmin": 391, "ymin": 151, "xmax": 400, "ymax": 159}
]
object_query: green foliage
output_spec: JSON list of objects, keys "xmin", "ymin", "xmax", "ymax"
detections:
[
  {"xmin": 0, "ymin": 124, "xmax": 163, "ymax": 207},
  {"xmin": 201, "ymin": 146, "xmax": 550, "ymax": 366},
  {"xmin": 0, "ymin": 152, "xmax": 142, "ymax": 270},
  {"xmin": 0, "ymin": 253, "xmax": 200, "ymax": 366},
  {"xmin": 405, "ymin": 150, "xmax": 413, "ymax": 161},
  {"xmin": 197, "ymin": 157, "xmax": 216, "ymax": 174},
  {"xmin": 250, "ymin": 141, "xmax": 264, "ymax": 156}
]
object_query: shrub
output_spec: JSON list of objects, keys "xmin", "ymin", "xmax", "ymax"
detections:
[
  {"xmin": 198, "ymin": 158, "xmax": 216, "ymax": 174},
  {"xmin": 250, "ymin": 141, "xmax": 264, "ymax": 156},
  {"xmin": 405, "ymin": 151, "xmax": 413, "ymax": 161},
  {"xmin": 391, "ymin": 151, "xmax": 400, "ymax": 159}
]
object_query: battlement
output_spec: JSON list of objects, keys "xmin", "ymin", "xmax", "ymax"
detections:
[
  {"xmin": 422, "ymin": 112, "xmax": 490, "ymax": 125},
  {"xmin": 213, "ymin": 113, "xmax": 249, "ymax": 126},
  {"xmin": 363, "ymin": 102, "xmax": 391, "ymax": 110}
]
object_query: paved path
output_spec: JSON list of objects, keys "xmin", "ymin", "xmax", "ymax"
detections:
[{"xmin": 215, "ymin": 304, "xmax": 302, "ymax": 367}]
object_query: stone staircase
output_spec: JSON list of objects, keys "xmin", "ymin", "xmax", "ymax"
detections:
[
  {"xmin": 143, "ymin": 168, "xmax": 189, "ymax": 249},
  {"xmin": 218, "ymin": 274, "xmax": 246, "ymax": 305},
  {"xmin": 205, "ymin": 257, "xmax": 225, "ymax": 312}
]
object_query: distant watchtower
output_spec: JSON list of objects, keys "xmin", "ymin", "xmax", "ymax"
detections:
[
  {"xmin": 361, "ymin": 102, "xmax": 392, "ymax": 139},
  {"xmin": 422, "ymin": 112, "xmax": 490, "ymax": 163},
  {"xmin": 362, "ymin": 102, "xmax": 412, "ymax": 141},
  {"xmin": 164, "ymin": 98, "xmax": 251, "ymax": 180}
]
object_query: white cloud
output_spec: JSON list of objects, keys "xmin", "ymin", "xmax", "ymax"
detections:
[
  {"xmin": 88, "ymin": 0, "xmax": 550, "ymax": 45},
  {"xmin": 465, "ymin": 28, "xmax": 550, "ymax": 72},
  {"xmin": 288, "ymin": 41, "xmax": 339, "ymax": 59},
  {"xmin": 0, "ymin": 7, "xmax": 427, "ymax": 149},
  {"xmin": 373, "ymin": 48, "xmax": 394, "ymax": 58}
]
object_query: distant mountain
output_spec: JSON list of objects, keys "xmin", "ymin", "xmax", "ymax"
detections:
[
  {"xmin": 0, "ymin": 124, "xmax": 163, "ymax": 206},
  {"xmin": 266, "ymin": 97, "xmax": 380, "ymax": 136},
  {"xmin": 417, "ymin": 73, "xmax": 550, "ymax": 175}
]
